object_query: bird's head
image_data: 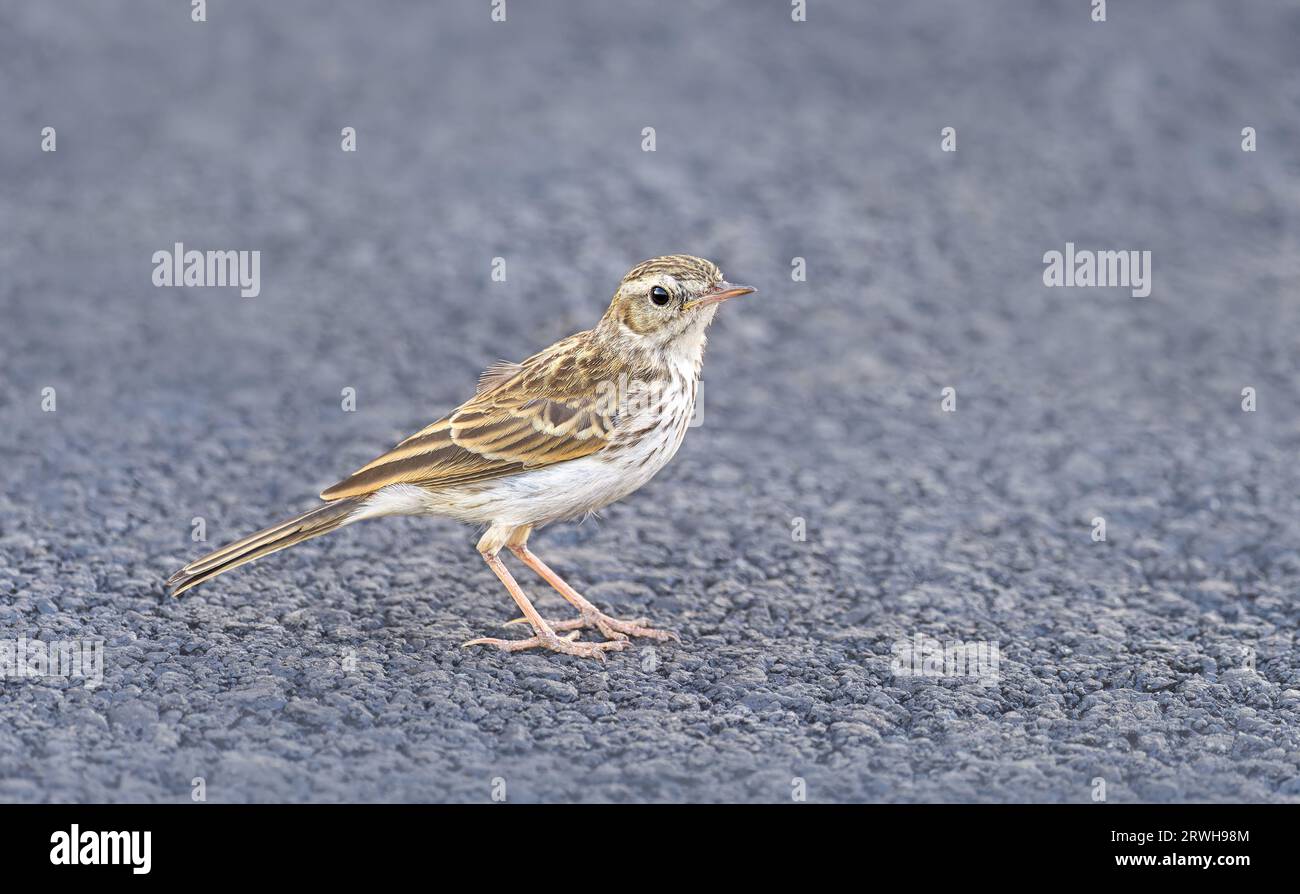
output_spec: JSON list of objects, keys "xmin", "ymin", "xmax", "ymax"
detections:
[{"xmin": 599, "ymin": 255, "xmax": 755, "ymax": 353}]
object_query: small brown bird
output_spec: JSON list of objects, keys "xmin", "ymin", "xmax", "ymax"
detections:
[{"xmin": 168, "ymin": 255, "xmax": 754, "ymax": 658}]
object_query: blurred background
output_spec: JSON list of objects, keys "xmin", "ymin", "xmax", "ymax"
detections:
[{"xmin": 2, "ymin": 0, "xmax": 1299, "ymax": 802}]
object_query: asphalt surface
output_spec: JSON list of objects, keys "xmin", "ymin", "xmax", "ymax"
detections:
[{"xmin": 2, "ymin": 0, "xmax": 1300, "ymax": 803}]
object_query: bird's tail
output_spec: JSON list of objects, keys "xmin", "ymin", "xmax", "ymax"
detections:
[{"xmin": 166, "ymin": 498, "xmax": 364, "ymax": 596}]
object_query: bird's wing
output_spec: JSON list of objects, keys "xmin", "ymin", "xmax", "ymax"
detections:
[{"xmin": 319, "ymin": 337, "xmax": 617, "ymax": 501}]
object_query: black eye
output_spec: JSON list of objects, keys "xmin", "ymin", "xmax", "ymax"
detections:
[{"xmin": 650, "ymin": 286, "xmax": 671, "ymax": 306}]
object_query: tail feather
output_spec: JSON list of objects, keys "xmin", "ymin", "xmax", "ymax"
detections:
[{"xmin": 167, "ymin": 498, "xmax": 363, "ymax": 596}]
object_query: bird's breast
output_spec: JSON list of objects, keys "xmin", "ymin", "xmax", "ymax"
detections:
[{"xmin": 604, "ymin": 364, "xmax": 698, "ymax": 467}]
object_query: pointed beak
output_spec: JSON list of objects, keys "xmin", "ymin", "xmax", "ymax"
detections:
[{"xmin": 684, "ymin": 281, "xmax": 756, "ymax": 312}]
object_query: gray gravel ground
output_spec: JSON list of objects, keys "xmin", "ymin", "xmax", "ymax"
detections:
[{"xmin": 2, "ymin": 0, "xmax": 1300, "ymax": 803}]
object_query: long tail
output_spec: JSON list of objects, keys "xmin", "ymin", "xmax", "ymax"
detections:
[{"xmin": 166, "ymin": 498, "xmax": 364, "ymax": 596}]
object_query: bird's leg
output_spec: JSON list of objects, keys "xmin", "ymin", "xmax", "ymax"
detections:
[
  {"xmin": 463, "ymin": 549, "xmax": 626, "ymax": 660},
  {"xmin": 506, "ymin": 544, "xmax": 679, "ymax": 643}
]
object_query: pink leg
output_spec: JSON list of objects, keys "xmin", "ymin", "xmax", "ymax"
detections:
[
  {"xmin": 508, "ymin": 544, "xmax": 679, "ymax": 643},
  {"xmin": 462, "ymin": 550, "xmax": 626, "ymax": 660}
]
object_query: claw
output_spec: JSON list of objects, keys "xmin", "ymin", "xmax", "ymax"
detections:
[
  {"xmin": 501, "ymin": 610, "xmax": 679, "ymax": 644},
  {"xmin": 461, "ymin": 630, "xmax": 625, "ymax": 659}
]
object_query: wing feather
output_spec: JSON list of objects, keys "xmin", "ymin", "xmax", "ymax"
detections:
[
  {"xmin": 477, "ymin": 360, "xmax": 523, "ymax": 395},
  {"xmin": 319, "ymin": 337, "xmax": 616, "ymax": 501}
]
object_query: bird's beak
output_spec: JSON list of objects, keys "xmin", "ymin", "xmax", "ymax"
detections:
[{"xmin": 684, "ymin": 281, "xmax": 756, "ymax": 312}]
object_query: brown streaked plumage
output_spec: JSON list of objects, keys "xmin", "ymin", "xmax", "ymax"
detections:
[
  {"xmin": 167, "ymin": 255, "xmax": 755, "ymax": 660},
  {"xmin": 318, "ymin": 330, "xmax": 617, "ymax": 500}
]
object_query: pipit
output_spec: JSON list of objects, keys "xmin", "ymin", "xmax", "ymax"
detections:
[{"xmin": 168, "ymin": 255, "xmax": 754, "ymax": 659}]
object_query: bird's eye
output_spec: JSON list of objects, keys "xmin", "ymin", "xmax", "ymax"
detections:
[{"xmin": 650, "ymin": 286, "xmax": 671, "ymax": 306}]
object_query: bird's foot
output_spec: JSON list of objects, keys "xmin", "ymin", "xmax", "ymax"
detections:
[
  {"xmin": 462, "ymin": 629, "xmax": 627, "ymax": 661},
  {"xmin": 507, "ymin": 610, "xmax": 679, "ymax": 643}
]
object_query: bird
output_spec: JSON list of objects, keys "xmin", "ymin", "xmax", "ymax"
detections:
[{"xmin": 167, "ymin": 255, "xmax": 755, "ymax": 659}]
